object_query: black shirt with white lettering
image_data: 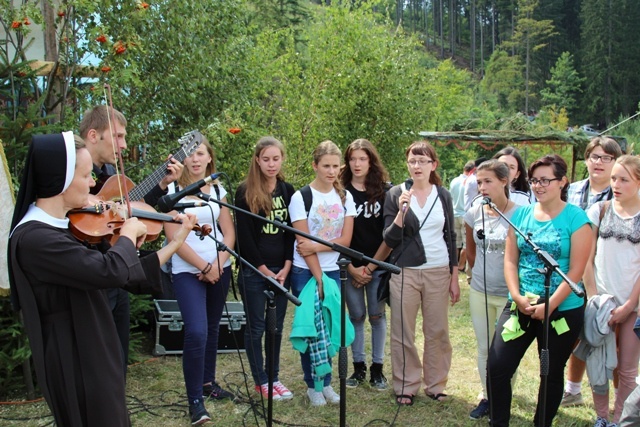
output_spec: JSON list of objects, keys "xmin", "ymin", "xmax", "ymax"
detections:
[{"xmin": 346, "ymin": 183, "xmax": 385, "ymax": 267}]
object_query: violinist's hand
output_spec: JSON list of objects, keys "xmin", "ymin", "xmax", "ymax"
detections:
[
  {"xmin": 85, "ymin": 194, "xmax": 102, "ymax": 208},
  {"xmin": 159, "ymin": 156, "xmax": 184, "ymax": 190},
  {"xmin": 120, "ymin": 217, "xmax": 148, "ymax": 248},
  {"xmin": 170, "ymin": 213, "xmax": 197, "ymax": 245}
]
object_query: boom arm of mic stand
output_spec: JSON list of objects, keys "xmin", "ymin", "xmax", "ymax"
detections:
[
  {"xmin": 201, "ymin": 195, "xmax": 402, "ymax": 275},
  {"xmin": 485, "ymin": 201, "xmax": 584, "ymax": 298},
  {"xmin": 204, "ymin": 234, "xmax": 301, "ymax": 306}
]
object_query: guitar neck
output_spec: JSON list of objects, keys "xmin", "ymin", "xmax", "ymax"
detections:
[{"xmin": 128, "ymin": 147, "xmax": 190, "ymax": 201}]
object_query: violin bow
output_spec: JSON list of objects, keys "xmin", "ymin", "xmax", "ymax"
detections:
[{"xmin": 103, "ymin": 83, "xmax": 133, "ymax": 218}]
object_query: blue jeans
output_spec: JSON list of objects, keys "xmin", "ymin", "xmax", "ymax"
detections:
[
  {"xmin": 290, "ymin": 266, "xmax": 341, "ymax": 389},
  {"xmin": 345, "ymin": 270, "xmax": 387, "ymax": 364},
  {"xmin": 173, "ymin": 267, "xmax": 231, "ymax": 402},
  {"xmin": 238, "ymin": 266, "xmax": 290, "ymax": 386}
]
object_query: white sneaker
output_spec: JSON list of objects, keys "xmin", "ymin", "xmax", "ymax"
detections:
[
  {"xmin": 307, "ymin": 388, "xmax": 326, "ymax": 406},
  {"xmin": 322, "ymin": 385, "xmax": 340, "ymax": 404}
]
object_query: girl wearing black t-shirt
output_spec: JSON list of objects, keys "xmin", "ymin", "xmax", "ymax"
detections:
[
  {"xmin": 339, "ymin": 139, "xmax": 392, "ymax": 391},
  {"xmin": 235, "ymin": 136, "xmax": 295, "ymax": 401}
]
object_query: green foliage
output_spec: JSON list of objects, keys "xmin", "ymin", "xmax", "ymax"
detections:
[
  {"xmin": 540, "ymin": 52, "xmax": 584, "ymax": 119},
  {"xmin": 480, "ymin": 49, "xmax": 524, "ymax": 113},
  {"xmin": 0, "ymin": 298, "xmax": 32, "ymax": 398}
]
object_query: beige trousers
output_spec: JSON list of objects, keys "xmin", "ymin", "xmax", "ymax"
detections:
[{"xmin": 390, "ymin": 265, "xmax": 452, "ymax": 397}]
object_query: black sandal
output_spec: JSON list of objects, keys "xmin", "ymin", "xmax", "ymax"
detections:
[
  {"xmin": 395, "ymin": 394, "xmax": 414, "ymax": 406},
  {"xmin": 426, "ymin": 393, "xmax": 448, "ymax": 402}
]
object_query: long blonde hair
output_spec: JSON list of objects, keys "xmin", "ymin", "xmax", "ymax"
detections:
[
  {"xmin": 178, "ymin": 136, "xmax": 217, "ymax": 189},
  {"xmin": 313, "ymin": 140, "xmax": 345, "ymax": 204},
  {"xmin": 243, "ymin": 136, "xmax": 286, "ymax": 215}
]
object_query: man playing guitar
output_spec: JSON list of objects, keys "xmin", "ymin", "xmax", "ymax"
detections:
[{"xmin": 79, "ymin": 105, "xmax": 185, "ymax": 378}]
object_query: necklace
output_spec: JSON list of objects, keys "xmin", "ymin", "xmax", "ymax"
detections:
[{"xmin": 486, "ymin": 200, "xmax": 509, "ymax": 236}]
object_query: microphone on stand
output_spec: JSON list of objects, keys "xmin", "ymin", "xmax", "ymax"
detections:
[
  {"xmin": 481, "ymin": 196, "xmax": 492, "ymax": 206},
  {"xmin": 401, "ymin": 178, "xmax": 414, "ymax": 212},
  {"xmin": 157, "ymin": 173, "xmax": 221, "ymax": 212},
  {"xmin": 173, "ymin": 201, "xmax": 209, "ymax": 210}
]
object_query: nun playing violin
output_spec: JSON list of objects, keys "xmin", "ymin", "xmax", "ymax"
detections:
[{"xmin": 8, "ymin": 132, "xmax": 195, "ymax": 427}]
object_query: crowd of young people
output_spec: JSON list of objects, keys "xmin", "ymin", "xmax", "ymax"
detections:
[{"xmin": 9, "ymin": 124, "xmax": 640, "ymax": 427}]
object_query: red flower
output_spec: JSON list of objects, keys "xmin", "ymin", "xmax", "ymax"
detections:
[
  {"xmin": 96, "ymin": 34, "xmax": 107, "ymax": 43},
  {"xmin": 228, "ymin": 127, "xmax": 242, "ymax": 135},
  {"xmin": 101, "ymin": 66, "xmax": 112, "ymax": 73},
  {"xmin": 57, "ymin": 10, "xmax": 65, "ymax": 17},
  {"xmin": 137, "ymin": 2, "xmax": 150, "ymax": 10},
  {"xmin": 16, "ymin": 71, "xmax": 26, "ymax": 77},
  {"xmin": 114, "ymin": 41, "xmax": 127, "ymax": 54},
  {"xmin": 11, "ymin": 21, "xmax": 21, "ymax": 29},
  {"xmin": 23, "ymin": 18, "xmax": 31, "ymax": 26},
  {"xmin": 90, "ymin": 86, "xmax": 95, "ymax": 91}
]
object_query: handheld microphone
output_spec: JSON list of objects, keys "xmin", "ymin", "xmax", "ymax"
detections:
[
  {"xmin": 481, "ymin": 196, "xmax": 492, "ymax": 206},
  {"xmin": 402, "ymin": 178, "xmax": 414, "ymax": 212},
  {"xmin": 157, "ymin": 173, "xmax": 221, "ymax": 212},
  {"xmin": 173, "ymin": 201, "xmax": 208, "ymax": 210}
]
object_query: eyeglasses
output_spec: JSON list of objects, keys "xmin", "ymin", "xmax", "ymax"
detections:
[
  {"xmin": 407, "ymin": 159, "xmax": 434, "ymax": 167},
  {"xmin": 589, "ymin": 154, "xmax": 615, "ymax": 163},
  {"xmin": 528, "ymin": 178, "xmax": 560, "ymax": 187}
]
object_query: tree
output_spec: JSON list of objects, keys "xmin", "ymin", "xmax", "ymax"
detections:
[
  {"xmin": 540, "ymin": 51, "xmax": 584, "ymax": 119},
  {"xmin": 503, "ymin": 0, "xmax": 556, "ymax": 113},
  {"xmin": 480, "ymin": 48, "xmax": 524, "ymax": 112}
]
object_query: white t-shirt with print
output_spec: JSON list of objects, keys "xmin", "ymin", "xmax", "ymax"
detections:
[{"xmin": 289, "ymin": 186, "xmax": 356, "ymax": 271}]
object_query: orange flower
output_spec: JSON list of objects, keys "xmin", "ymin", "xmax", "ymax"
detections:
[
  {"xmin": 96, "ymin": 34, "xmax": 107, "ymax": 43},
  {"xmin": 16, "ymin": 71, "xmax": 26, "ymax": 77},
  {"xmin": 101, "ymin": 66, "xmax": 112, "ymax": 73},
  {"xmin": 137, "ymin": 2, "xmax": 150, "ymax": 9},
  {"xmin": 228, "ymin": 127, "xmax": 242, "ymax": 135},
  {"xmin": 57, "ymin": 10, "xmax": 65, "ymax": 17},
  {"xmin": 23, "ymin": 18, "xmax": 31, "ymax": 25},
  {"xmin": 11, "ymin": 21, "xmax": 21, "ymax": 29}
]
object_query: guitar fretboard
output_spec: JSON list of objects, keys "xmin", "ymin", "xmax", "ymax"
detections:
[{"xmin": 129, "ymin": 133, "xmax": 200, "ymax": 201}]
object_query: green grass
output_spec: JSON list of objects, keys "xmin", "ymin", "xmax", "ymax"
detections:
[{"xmin": 0, "ymin": 275, "xmax": 600, "ymax": 426}]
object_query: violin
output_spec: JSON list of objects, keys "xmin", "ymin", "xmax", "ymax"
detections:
[
  {"xmin": 68, "ymin": 201, "xmax": 212, "ymax": 245},
  {"xmin": 66, "ymin": 85, "xmax": 207, "ymax": 245}
]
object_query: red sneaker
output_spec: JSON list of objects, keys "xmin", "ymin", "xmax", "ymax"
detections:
[{"xmin": 255, "ymin": 384, "xmax": 282, "ymax": 400}]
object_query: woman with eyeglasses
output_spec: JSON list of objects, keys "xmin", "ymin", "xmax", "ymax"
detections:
[
  {"xmin": 487, "ymin": 154, "xmax": 591, "ymax": 427},
  {"xmin": 383, "ymin": 141, "xmax": 459, "ymax": 406}
]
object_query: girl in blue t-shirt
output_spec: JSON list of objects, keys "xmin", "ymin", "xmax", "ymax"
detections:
[{"xmin": 487, "ymin": 154, "xmax": 591, "ymax": 427}]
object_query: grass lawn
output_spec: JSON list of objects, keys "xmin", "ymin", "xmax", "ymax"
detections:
[{"xmin": 0, "ymin": 274, "xmax": 601, "ymax": 426}]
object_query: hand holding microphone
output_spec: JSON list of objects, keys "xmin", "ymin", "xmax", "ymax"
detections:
[{"xmin": 401, "ymin": 178, "xmax": 414, "ymax": 212}]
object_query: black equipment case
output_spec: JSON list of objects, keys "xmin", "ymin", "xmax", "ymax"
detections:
[{"xmin": 153, "ymin": 299, "xmax": 246, "ymax": 356}]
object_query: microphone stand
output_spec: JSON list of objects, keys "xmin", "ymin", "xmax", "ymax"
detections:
[
  {"xmin": 201, "ymin": 232, "xmax": 299, "ymax": 427},
  {"xmin": 194, "ymin": 193, "xmax": 401, "ymax": 427},
  {"xmin": 482, "ymin": 198, "xmax": 583, "ymax": 427}
]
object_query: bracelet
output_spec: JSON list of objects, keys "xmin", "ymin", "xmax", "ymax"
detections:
[
  {"xmin": 201, "ymin": 262, "xmax": 212, "ymax": 275},
  {"xmin": 365, "ymin": 266, "xmax": 373, "ymax": 274}
]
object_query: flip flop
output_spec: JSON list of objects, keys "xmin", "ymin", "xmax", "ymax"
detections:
[
  {"xmin": 395, "ymin": 394, "xmax": 414, "ymax": 406},
  {"xmin": 426, "ymin": 393, "xmax": 449, "ymax": 402}
]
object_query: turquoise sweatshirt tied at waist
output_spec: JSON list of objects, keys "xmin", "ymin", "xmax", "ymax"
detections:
[{"xmin": 290, "ymin": 273, "xmax": 355, "ymax": 391}]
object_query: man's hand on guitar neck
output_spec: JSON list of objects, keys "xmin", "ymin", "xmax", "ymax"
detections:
[{"xmin": 159, "ymin": 156, "xmax": 184, "ymax": 190}]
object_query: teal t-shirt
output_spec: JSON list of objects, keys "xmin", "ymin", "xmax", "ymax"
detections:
[{"xmin": 510, "ymin": 203, "xmax": 590, "ymax": 311}]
